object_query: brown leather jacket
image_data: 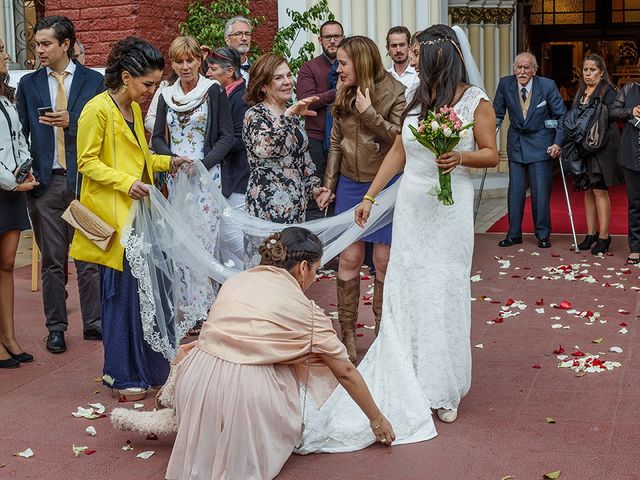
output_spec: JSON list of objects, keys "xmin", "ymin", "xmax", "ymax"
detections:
[{"xmin": 324, "ymin": 74, "xmax": 406, "ymax": 191}]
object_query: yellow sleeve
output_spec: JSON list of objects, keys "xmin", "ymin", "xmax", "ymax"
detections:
[
  {"xmin": 150, "ymin": 153, "xmax": 171, "ymax": 173},
  {"xmin": 77, "ymin": 99, "xmax": 138, "ymax": 194}
]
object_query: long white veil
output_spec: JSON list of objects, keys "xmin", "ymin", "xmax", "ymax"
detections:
[
  {"xmin": 122, "ymin": 160, "xmax": 397, "ymax": 360},
  {"xmin": 452, "ymin": 25, "xmax": 485, "ymax": 92}
]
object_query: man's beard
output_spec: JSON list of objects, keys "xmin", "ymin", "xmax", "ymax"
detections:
[
  {"xmin": 237, "ymin": 45, "xmax": 250, "ymax": 55},
  {"xmin": 392, "ymin": 55, "xmax": 408, "ymax": 65},
  {"xmin": 322, "ymin": 46, "xmax": 337, "ymax": 60}
]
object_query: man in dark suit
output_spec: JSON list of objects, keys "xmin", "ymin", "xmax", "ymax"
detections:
[
  {"xmin": 16, "ymin": 16, "xmax": 105, "ymax": 353},
  {"xmin": 493, "ymin": 52, "xmax": 566, "ymax": 248}
]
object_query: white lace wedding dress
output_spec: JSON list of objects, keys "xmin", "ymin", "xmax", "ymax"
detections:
[{"xmin": 297, "ymin": 86, "xmax": 488, "ymax": 454}]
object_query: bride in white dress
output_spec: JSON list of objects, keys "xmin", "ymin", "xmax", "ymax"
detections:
[{"xmin": 296, "ymin": 24, "xmax": 499, "ymax": 453}]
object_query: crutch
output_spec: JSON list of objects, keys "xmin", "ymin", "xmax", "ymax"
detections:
[
  {"xmin": 556, "ymin": 151, "xmax": 580, "ymax": 253},
  {"xmin": 473, "ymin": 126, "xmax": 500, "ymax": 223}
]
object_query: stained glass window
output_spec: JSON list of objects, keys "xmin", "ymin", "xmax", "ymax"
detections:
[
  {"xmin": 530, "ymin": 0, "xmax": 596, "ymax": 25},
  {"xmin": 612, "ymin": 0, "xmax": 640, "ymax": 23}
]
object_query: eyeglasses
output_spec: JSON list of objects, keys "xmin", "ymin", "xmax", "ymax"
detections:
[
  {"xmin": 227, "ymin": 31, "xmax": 252, "ymax": 39},
  {"xmin": 321, "ymin": 34, "xmax": 344, "ymax": 42}
]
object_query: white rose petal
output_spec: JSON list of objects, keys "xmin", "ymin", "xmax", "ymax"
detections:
[
  {"xmin": 443, "ymin": 127, "xmax": 452, "ymax": 137},
  {"xmin": 618, "ymin": 327, "xmax": 628, "ymax": 335},
  {"xmin": 85, "ymin": 426, "xmax": 97, "ymax": 436},
  {"xmin": 136, "ymin": 451, "xmax": 155, "ymax": 459},
  {"xmin": 15, "ymin": 448, "xmax": 34, "ymax": 458},
  {"xmin": 609, "ymin": 346, "xmax": 623, "ymax": 353},
  {"xmin": 470, "ymin": 274, "xmax": 482, "ymax": 282},
  {"xmin": 474, "ymin": 343, "xmax": 484, "ymax": 349}
]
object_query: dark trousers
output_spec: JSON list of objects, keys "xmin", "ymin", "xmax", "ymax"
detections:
[
  {"xmin": 622, "ymin": 166, "xmax": 640, "ymax": 253},
  {"xmin": 507, "ymin": 159, "xmax": 553, "ymax": 240},
  {"xmin": 27, "ymin": 175, "xmax": 101, "ymax": 333},
  {"xmin": 305, "ymin": 138, "xmax": 335, "ymax": 221}
]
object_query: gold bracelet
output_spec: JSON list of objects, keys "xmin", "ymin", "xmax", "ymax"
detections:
[{"xmin": 363, "ymin": 194, "xmax": 376, "ymax": 204}]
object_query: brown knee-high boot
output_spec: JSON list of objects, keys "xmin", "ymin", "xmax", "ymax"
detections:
[
  {"xmin": 373, "ymin": 278, "xmax": 384, "ymax": 337},
  {"xmin": 337, "ymin": 276, "xmax": 360, "ymax": 362}
]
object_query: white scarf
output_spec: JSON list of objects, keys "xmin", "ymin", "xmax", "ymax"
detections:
[{"xmin": 161, "ymin": 75, "xmax": 217, "ymax": 112}]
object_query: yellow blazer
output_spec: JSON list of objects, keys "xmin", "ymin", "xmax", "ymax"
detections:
[{"xmin": 69, "ymin": 91, "xmax": 170, "ymax": 271}]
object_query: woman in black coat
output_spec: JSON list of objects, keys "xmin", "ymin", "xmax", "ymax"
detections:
[
  {"xmin": 569, "ymin": 54, "xmax": 623, "ymax": 255},
  {"xmin": 611, "ymin": 75, "xmax": 640, "ymax": 264}
]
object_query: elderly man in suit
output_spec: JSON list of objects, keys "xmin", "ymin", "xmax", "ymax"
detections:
[
  {"xmin": 16, "ymin": 16, "xmax": 105, "ymax": 353},
  {"xmin": 493, "ymin": 52, "xmax": 566, "ymax": 248}
]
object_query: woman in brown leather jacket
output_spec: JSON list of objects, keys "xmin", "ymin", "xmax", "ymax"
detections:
[{"xmin": 318, "ymin": 36, "xmax": 406, "ymax": 362}]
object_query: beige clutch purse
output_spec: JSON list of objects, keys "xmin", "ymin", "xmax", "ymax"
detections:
[{"xmin": 62, "ymin": 199, "xmax": 116, "ymax": 251}]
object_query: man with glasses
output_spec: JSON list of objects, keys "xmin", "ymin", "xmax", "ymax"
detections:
[
  {"xmin": 224, "ymin": 16, "xmax": 253, "ymax": 83},
  {"xmin": 297, "ymin": 20, "xmax": 344, "ymax": 221}
]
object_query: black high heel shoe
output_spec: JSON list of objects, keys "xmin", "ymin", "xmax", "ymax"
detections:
[
  {"xmin": 577, "ymin": 232, "xmax": 599, "ymax": 250},
  {"xmin": 591, "ymin": 236, "xmax": 611, "ymax": 255},
  {"xmin": 2, "ymin": 344, "xmax": 33, "ymax": 363},
  {"xmin": 0, "ymin": 357, "xmax": 20, "ymax": 368}
]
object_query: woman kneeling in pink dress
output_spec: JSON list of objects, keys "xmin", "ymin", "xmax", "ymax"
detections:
[{"xmin": 165, "ymin": 227, "xmax": 395, "ymax": 480}]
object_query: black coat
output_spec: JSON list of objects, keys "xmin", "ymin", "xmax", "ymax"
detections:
[
  {"xmin": 151, "ymin": 83, "xmax": 234, "ymax": 171},
  {"xmin": 220, "ymin": 80, "xmax": 250, "ymax": 198},
  {"xmin": 610, "ymin": 82, "xmax": 640, "ymax": 172},
  {"xmin": 572, "ymin": 84, "xmax": 623, "ymax": 186}
]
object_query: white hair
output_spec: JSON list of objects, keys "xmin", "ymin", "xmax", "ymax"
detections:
[
  {"xmin": 513, "ymin": 52, "xmax": 538, "ymax": 71},
  {"xmin": 224, "ymin": 16, "xmax": 252, "ymax": 37}
]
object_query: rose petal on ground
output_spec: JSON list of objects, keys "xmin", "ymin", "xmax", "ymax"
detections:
[
  {"xmin": 545, "ymin": 417, "xmax": 556, "ymax": 424},
  {"xmin": 592, "ymin": 337, "xmax": 603, "ymax": 344},
  {"xmin": 620, "ymin": 321, "xmax": 628, "ymax": 327},
  {"xmin": 572, "ymin": 350, "xmax": 585, "ymax": 357},
  {"xmin": 84, "ymin": 449, "xmax": 96, "ymax": 455},
  {"xmin": 88, "ymin": 403, "xmax": 106, "ymax": 414},
  {"xmin": 618, "ymin": 309, "xmax": 630, "ymax": 315},
  {"xmin": 133, "ymin": 403, "xmax": 144, "ymax": 409},
  {"xmin": 536, "ymin": 308, "xmax": 545, "ymax": 314},
  {"xmin": 494, "ymin": 317, "xmax": 504, "ymax": 324},
  {"xmin": 356, "ymin": 333, "xmax": 364, "ymax": 337},
  {"xmin": 505, "ymin": 298, "xmax": 515, "ymax": 306},
  {"xmin": 14, "ymin": 448, "xmax": 34, "ymax": 458},
  {"xmin": 122, "ymin": 440, "xmax": 134, "ymax": 451},
  {"xmin": 92, "ymin": 390, "xmax": 100, "ymax": 395},
  {"xmin": 619, "ymin": 327, "xmax": 629, "ymax": 335},
  {"xmin": 532, "ymin": 364, "xmax": 541, "ymax": 369},
  {"xmin": 85, "ymin": 426, "xmax": 97, "ymax": 436},
  {"xmin": 551, "ymin": 324, "xmax": 563, "ymax": 329},
  {"xmin": 536, "ymin": 298, "xmax": 544, "ymax": 305},
  {"xmin": 558, "ymin": 300, "xmax": 572, "ymax": 309},
  {"xmin": 72, "ymin": 445, "xmax": 88, "ymax": 457},
  {"xmin": 470, "ymin": 274, "xmax": 482, "ymax": 282},
  {"xmin": 474, "ymin": 343, "xmax": 484, "ymax": 349},
  {"xmin": 544, "ymin": 470, "xmax": 561, "ymax": 479},
  {"xmin": 553, "ymin": 346, "xmax": 565, "ymax": 355},
  {"xmin": 501, "ymin": 476, "xmax": 515, "ymax": 480},
  {"xmin": 136, "ymin": 451, "xmax": 155, "ymax": 459},
  {"xmin": 610, "ymin": 346, "xmax": 623, "ymax": 353}
]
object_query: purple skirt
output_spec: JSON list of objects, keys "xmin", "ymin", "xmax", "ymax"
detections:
[{"xmin": 335, "ymin": 174, "xmax": 400, "ymax": 245}]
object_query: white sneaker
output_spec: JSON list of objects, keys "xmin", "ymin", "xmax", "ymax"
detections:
[{"xmin": 117, "ymin": 387, "xmax": 147, "ymax": 402}]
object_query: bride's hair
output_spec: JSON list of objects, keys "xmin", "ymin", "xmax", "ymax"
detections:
[
  {"xmin": 333, "ymin": 36, "xmax": 387, "ymax": 119},
  {"xmin": 259, "ymin": 227, "xmax": 323, "ymax": 271},
  {"xmin": 403, "ymin": 24, "xmax": 469, "ymax": 123}
]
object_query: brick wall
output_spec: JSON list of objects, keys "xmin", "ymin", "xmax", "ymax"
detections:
[{"xmin": 45, "ymin": 0, "xmax": 279, "ymax": 67}]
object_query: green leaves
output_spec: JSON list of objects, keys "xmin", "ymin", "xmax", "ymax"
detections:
[
  {"xmin": 179, "ymin": 0, "xmax": 264, "ymax": 60},
  {"xmin": 271, "ymin": 0, "xmax": 335, "ymax": 75}
]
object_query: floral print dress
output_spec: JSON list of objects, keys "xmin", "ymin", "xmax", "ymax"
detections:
[{"xmin": 243, "ymin": 103, "xmax": 320, "ymax": 223}]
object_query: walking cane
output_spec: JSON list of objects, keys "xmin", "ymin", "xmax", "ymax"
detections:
[
  {"xmin": 556, "ymin": 151, "xmax": 580, "ymax": 253},
  {"xmin": 473, "ymin": 126, "xmax": 500, "ymax": 223}
]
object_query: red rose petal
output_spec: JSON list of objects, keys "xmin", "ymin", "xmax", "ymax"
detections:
[
  {"xmin": 356, "ymin": 323, "xmax": 364, "ymax": 328},
  {"xmin": 571, "ymin": 350, "xmax": 585, "ymax": 357},
  {"xmin": 361, "ymin": 295, "xmax": 371, "ymax": 301},
  {"xmin": 490, "ymin": 300, "xmax": 502, "ymax": 304},
  {"xmin": 511, "ymin": 275, "xmax": 521, "ymax": 278},
  {"xmin": 356, "ymin": 333, "xmax": 364, "ymax": 337},
  {"xmin": 363, "ymin": 301, "xmax": 372, "ymax": 305},
  {"xmin": 505, "ymin": 298, "xmax": 515, "ymax": 306},
  {"xmin": 360, "ymin": 275, "xmax": 371, "ymax": 281},
  {"xmin": 84, "ymin": 449, "xmax": 97, "ymax": 455},
  {"xmin": 536, "ymin": 298, "xmax": 544, "ymax": 306},
  {"xmin": 620, "ymin": 322, "xmax": 628, "ymax": 327},
  {"xmin": 553, "ymin": 345, "xmax": 565, "ymax": 355},
  {"xmin": 551, "ymin": 253, "xmax": 561, "ymax": 257},
  {"xmin": 619, "ymin": 310, "xmax": 630, "ymax": 315},
  {"xmin": 558, "ymin": 300, "xmax": 572, "ymax": 309},
  {"xmin": 603, "ymin": 282, "xmax": 611, "ymax": 287},
  {"xmin": 494, "ymin": 317, "xmax": 504, "ymax": 324},
  {"xmin": 329, "ymin": 303, "xmax": 337, "ymax": 307},
  {"xmin": 532, "ymin": 364, "xmax": 541, "ymax": 369}
]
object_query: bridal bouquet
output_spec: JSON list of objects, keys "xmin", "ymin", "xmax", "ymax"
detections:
[{"xmin": 408, "ymin": 106, "xmax": 474, "ymax": 206}]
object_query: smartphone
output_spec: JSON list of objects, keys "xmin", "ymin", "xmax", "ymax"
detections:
[
  {"xmin": 14, "ymin": 159, "xmax": 33, "ymax": 184},
  {"xmin": 38, "ymin": 106, "xmax": 54, "ymax": 116}
]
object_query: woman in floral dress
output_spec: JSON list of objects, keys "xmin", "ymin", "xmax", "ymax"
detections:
[{"xmin": 243, "ymin": 53, "xmax": 329, "ymax": 223}]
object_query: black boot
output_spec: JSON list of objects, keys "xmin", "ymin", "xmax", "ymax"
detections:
[
  {"xmin": 577, "ymin": 232, "xmax": 599, "ymax": 250},
  {"xmin": 591, "ymin": 236, "xmax": 611, "ymax": 255}
]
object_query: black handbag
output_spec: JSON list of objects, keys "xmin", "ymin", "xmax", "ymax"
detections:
[
  {"xmin": 560, "ymin": 141, "xmax": 586, "ymax": 176},
  {"xmin": 582, "ymin": 98, "xmax": 609, "ymax": 152}
]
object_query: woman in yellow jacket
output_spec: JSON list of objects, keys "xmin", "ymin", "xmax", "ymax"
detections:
[{"xmin": 70, "ymin": 37, "xmax": 190, "ymax": 400}]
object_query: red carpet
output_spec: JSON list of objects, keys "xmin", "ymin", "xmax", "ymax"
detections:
[{"xmin": 487, "ymin": 174, "xmax": 628, "ymax": 234}]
